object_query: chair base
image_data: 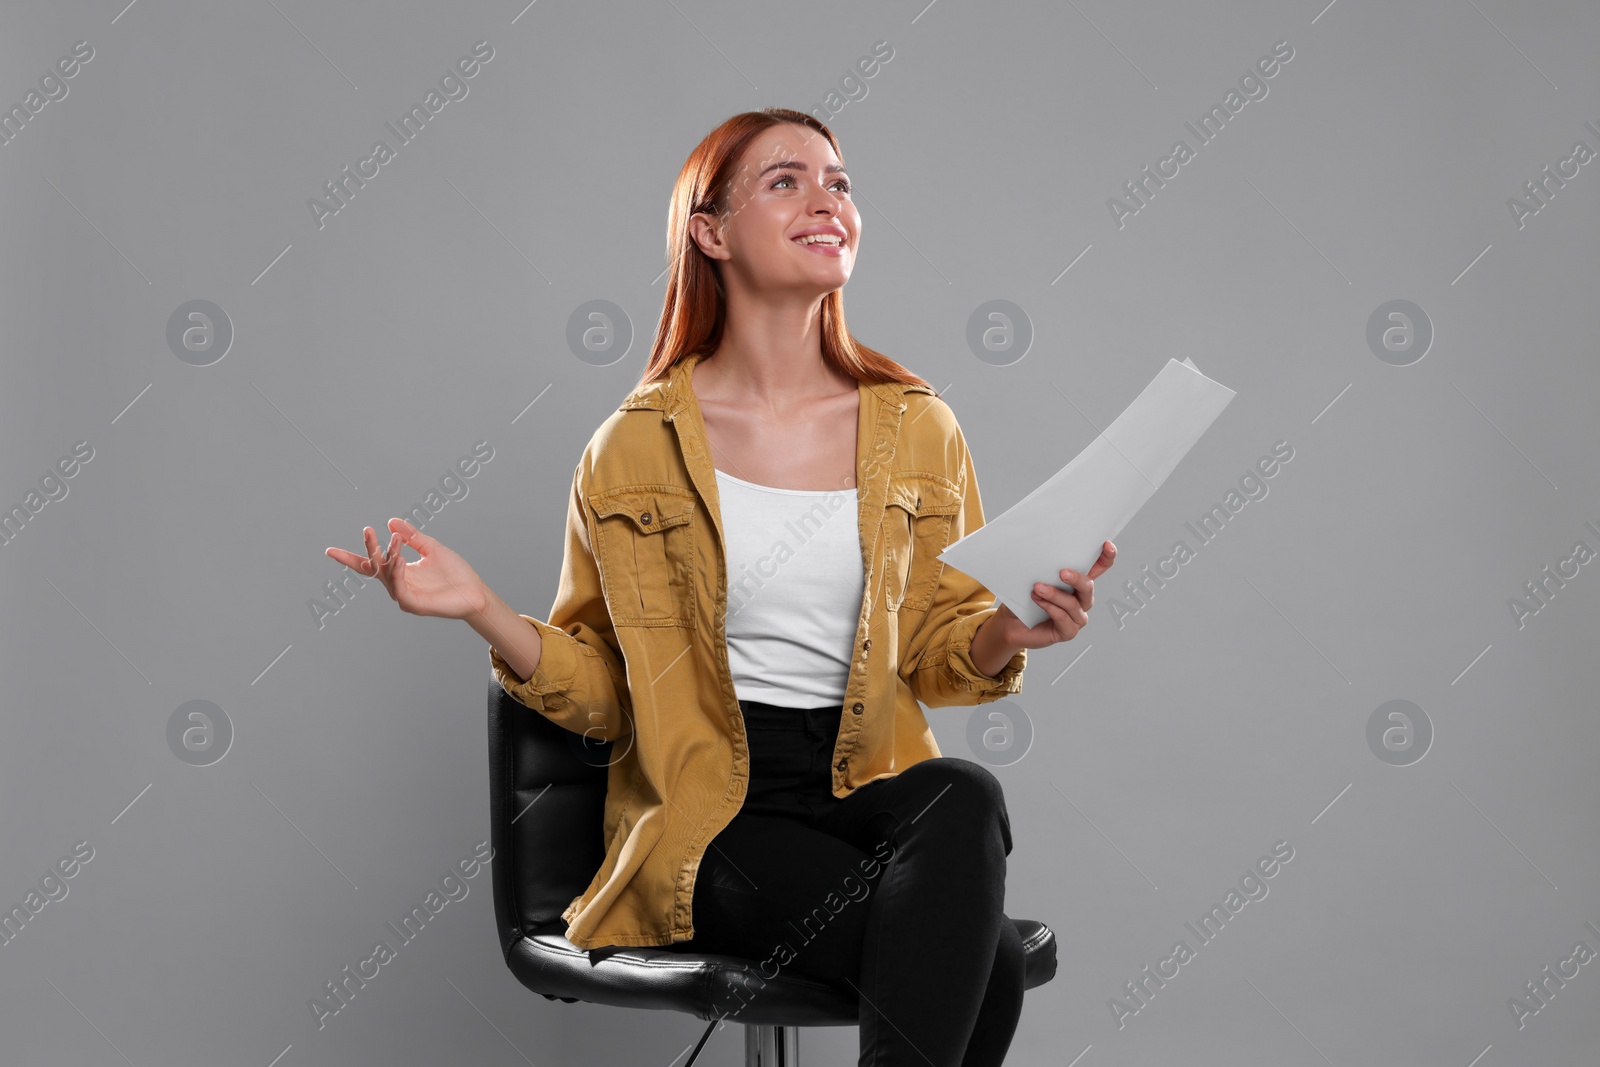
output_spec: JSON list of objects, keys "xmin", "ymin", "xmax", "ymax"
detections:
[
  {"xmin": 745, "ymin": 1023, "xmax": 800, "ymax": 1065},
  {"xmin": 683, "ymin": 1020, "xmax": 800, "ymax": 1067}
]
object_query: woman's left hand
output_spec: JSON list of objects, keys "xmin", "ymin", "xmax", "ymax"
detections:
[{"xmin": 990, "ymin": 540, "xmax": 1117, "ymax": 649}]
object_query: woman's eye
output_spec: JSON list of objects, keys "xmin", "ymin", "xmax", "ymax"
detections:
[{"xmin": 771, "ymin": 174, "xmax": 851, "ymax": 193}]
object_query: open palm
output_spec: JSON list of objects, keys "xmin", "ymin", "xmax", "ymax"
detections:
[{"xmin": 324, "ymin": 518, "xmax": 486, "ymax": 621}]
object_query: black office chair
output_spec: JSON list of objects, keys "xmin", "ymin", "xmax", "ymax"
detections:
[{"xmin": 487, "ymin": 677, "xmax": 1060, "ymax": 1065}]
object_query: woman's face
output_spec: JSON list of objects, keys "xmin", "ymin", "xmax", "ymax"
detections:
[{"xmin": 693, "ymin": 123, "xmax": 859, "ymax": 297}]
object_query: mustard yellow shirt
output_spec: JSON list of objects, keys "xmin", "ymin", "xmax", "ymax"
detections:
[{"xmin": 489, "ymin": 352, "xmax": 1027, "ymax": 949}]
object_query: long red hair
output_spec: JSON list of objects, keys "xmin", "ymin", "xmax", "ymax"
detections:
[{"xmin": 635, "ymin": 108, "xmax": 933, "ymax": 393}]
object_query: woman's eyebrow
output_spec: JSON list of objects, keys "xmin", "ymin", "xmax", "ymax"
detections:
[{"xmin": 757, "ymin": 160, "xmax": 849, "ymax": 177}]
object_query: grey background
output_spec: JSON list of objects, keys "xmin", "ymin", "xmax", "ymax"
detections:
[{"xmin": 2, "ymin": 0, "xmax": 1597, "ymax": 1064}]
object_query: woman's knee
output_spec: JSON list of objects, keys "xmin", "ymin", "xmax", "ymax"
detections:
[{"xmin": 903, "ymin": 757, "xmax": 1013, "ymax": 855}]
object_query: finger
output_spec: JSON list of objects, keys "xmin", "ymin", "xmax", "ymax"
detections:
[
  {"xmin": 389, "ymin": 516, "xmax": 435, "ymax": 555},
  {"xmin": 1057, "ymin": 569, "xmax": 1094, "ymax": 612},
  {"xmin": 1033, "ymin": 582, "xmax": 1088, "ymax": 629},
  {"xmin": 325, "ymin": 547, "xmax": 374, "ymax": 575},
  {"xmin": 364, "ymin": 527, "xmax": 386, "ymax": 576},
  {"xmin": 365, "ymin": 528, "xmax": 400, "ymax": 595},
  {"xmin": 1030, "ymin": 587, "xmax": 1084, "ymax": 636},
  {"xmin": 1085, "ymin": 542, "xmax": 1117, "ymax": 580},
  {"xmin": 383, "ymin": 530, "xmax": 405, "ymax": 581}
]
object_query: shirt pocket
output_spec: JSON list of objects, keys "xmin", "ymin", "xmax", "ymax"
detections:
[
  {"xmin": 882, "ymin": 472, "xmax": 962, "ymax": 613},
  {"xmin": 588, "ymin": 484, "xmax": 698, "ymax": 627}
]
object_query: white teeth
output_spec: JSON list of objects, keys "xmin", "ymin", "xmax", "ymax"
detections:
[{"xmin": 794, "ymin": 234, "xmax": 843, "ymax": 245}]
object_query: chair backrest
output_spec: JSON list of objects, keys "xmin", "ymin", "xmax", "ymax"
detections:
[{"xmin": 486, "ymin": 677, "xmax": 612, "ymax": 954}]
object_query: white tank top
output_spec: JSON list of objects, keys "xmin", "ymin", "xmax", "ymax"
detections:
[{"xmin": 714, "ymin": 468, "xmax": 863, "ymax": 707}]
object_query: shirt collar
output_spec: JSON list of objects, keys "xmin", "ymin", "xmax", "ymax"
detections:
[{"xmin": 617, "ymin": 351, "xmax": 935, "ymax": 418}]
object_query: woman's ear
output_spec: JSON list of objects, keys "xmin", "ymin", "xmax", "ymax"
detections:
[{"xmin": 688, "ymin": 210, "xmax": 731, "ymax": 262}]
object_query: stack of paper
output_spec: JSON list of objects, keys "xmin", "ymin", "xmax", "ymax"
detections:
[{"xmin": 939, "ymin": 357, "xmax": 1236, "ymax": 629}]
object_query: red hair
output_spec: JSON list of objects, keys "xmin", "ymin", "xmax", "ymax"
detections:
[{"xmin": 636, "ymin": 108, "xmax": 933, "ymax": 392}]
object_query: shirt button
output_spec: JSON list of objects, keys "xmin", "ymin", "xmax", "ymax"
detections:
[
  {"xmin": 862, "ymin": 639, "xmax": 871, "ymax": 651},
  {"xmin": 836, "ymin": 758, "xmax": 848, "ymax": 770},
  {"xmin": 851, "ymin": 702, "xmax": 864, "ymax": 715},
  {"xmin": 916, "ymin": 495, "xmax": 922, "ymax": 508},
  {"xmin": 640, "ymin": 511, "xmax": 653, "ymax": 525}
]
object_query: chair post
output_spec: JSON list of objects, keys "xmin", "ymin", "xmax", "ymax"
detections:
[{"xmin": 744, "ymin": 1024, "xmax": 800, "ymax": 1065}]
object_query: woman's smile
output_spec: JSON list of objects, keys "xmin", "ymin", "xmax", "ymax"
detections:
[
  {"xmin": 790, "ymin": 224, "xmax": 850, "ymax": 258},
  {"xmin": 792, "ymin": 236, "xmax": 848, "ymax": 257}
]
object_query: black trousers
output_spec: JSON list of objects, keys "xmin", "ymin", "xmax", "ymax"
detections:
[{"xmin": 661, "ymin": 698, "xmax": 1025, "ymax": 1066}]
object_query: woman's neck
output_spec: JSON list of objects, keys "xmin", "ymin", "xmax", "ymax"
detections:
[{"xmin": 697, "ymin": 293, "xmax": 849, "ymax": 410}]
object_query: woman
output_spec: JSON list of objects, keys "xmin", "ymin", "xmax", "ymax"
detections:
[{"xmin": 328, "ymin": 107, "xmax": 1115, "ymax": 1065}]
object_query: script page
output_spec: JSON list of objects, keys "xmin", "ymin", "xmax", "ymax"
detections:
[{"xmin": 939, "ymin": 357, "xmax": 1237, "ymax": 628}]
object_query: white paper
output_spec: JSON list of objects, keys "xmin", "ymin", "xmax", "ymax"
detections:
[{"xmin": 938, "ymin": 357, "xmax": 1236, "ymax": 628}]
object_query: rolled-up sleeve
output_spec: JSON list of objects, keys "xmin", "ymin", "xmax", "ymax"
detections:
[
  {"xmin": 489, "ymin": 459, "xmax": 633, "ymax": 742},
  {"xmin": 900, "ymin": 426, "xmax": 1026, "ymax": 707}
]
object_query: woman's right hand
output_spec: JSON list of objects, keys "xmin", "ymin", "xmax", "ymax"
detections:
[{"xmin": 325, "ymin": 518, "xmax": 487, "ymax": 621}]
